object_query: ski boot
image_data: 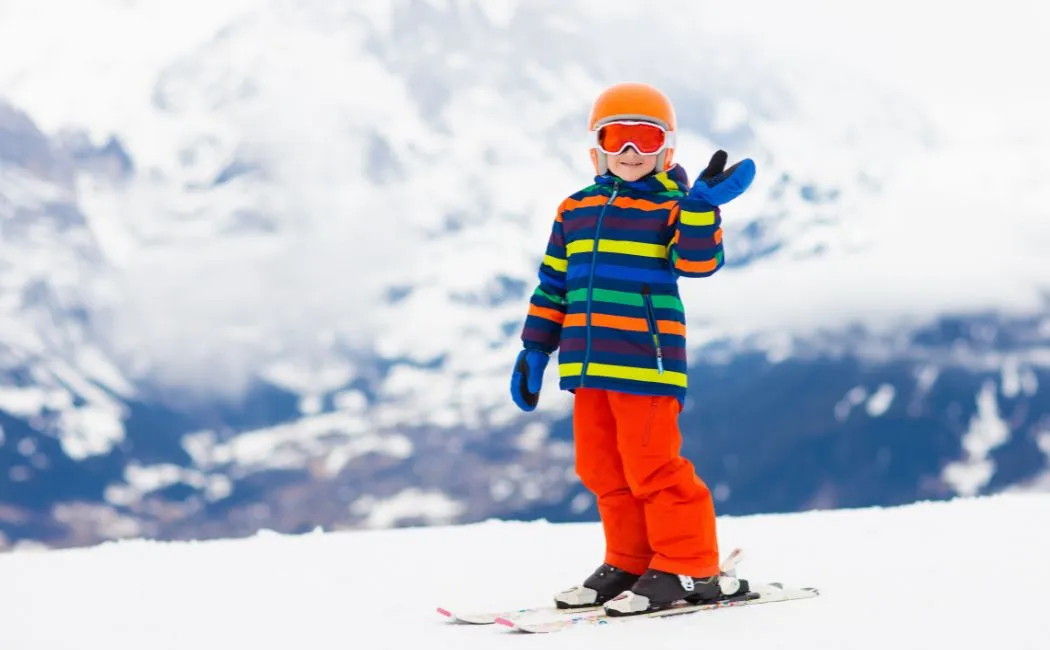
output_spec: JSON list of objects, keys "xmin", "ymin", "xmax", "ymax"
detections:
[
  {"xmin": 604, "ymin": 569, "xmax": 751, "ymax": 617},
  {"xmin": 554, "ymin": 563, "xmax": 642, "ymax": 609}
]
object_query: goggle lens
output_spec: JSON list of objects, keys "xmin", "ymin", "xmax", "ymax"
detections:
[{"xmin": 597, "ymin": 122, "xmax": 668, "ymax": 155}]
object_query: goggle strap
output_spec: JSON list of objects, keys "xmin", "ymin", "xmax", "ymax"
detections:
[{"xmin": 593, "ymin": 114, "xmax": 673, "ymax": 131}]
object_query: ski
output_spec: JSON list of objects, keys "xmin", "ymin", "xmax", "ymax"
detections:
[
  {"xmin": 436, "ymin": 548, "xmax": 747, "ymax": 625},
  {"xmin": 435, "ymin": 547, "xmax": 809, "ymax": 630},
  {"xmin": 436, "ymin": 603, "xmax": 600, "ymax": 624},
  {"xmin": 495, "ymin": 582, "xmax": 819, "ymax": 633}
]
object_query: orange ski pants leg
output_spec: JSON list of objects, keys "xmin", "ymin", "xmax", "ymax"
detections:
[{"xmin": 573, "ymin": 387, "xmax": 721, "ymax": 578}]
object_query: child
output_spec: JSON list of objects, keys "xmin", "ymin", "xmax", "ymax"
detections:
[{"xmin": 510, "ymin": 81, "xmax": 756, "ymax": 616}]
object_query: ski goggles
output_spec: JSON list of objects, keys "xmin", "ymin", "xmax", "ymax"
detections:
[{"xmin": 594, "ymin": 120, "xmax": 674, "ymax": 155}]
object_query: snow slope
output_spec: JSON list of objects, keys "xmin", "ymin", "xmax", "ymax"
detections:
[{"xmin": 2, "ymin": 493, "xmax": 1048, "ymax": 649}]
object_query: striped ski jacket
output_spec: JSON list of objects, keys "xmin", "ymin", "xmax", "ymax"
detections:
[{"xmin": 520, "ymin": 164, "xmax": 724, "ymax": 403}]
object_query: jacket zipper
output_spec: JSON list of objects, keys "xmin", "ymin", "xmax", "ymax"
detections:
[
  {"xmin": 580, "ymin": 181, "xmax": 620, "ymax": 385},
  {"xmin": 641, "ymin": 285, "xmax": 664, "ymax": 375}
]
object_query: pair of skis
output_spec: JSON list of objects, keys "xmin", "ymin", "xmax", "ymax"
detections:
[{"xmin": 436, "ymin": 548, "xmax": 820, "ymax": 634}]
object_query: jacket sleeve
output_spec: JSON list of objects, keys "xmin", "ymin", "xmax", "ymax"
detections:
[
  {"xmin": 666, "ymin": 196, "xmax": 724, "ymax": 278},
  {"xmin": 520, "ymin": 203, "xmax": 569, "ymax": 353}
]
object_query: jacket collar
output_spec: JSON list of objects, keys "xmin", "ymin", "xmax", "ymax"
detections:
[{"xmin": 594, "ymin": 164, "xmax": 690, "ymax": 195}]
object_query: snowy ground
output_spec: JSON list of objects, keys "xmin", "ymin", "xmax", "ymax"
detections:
[{"xmin": 2, "ymin": 493, "xmax": 1048, "ymax": 649}]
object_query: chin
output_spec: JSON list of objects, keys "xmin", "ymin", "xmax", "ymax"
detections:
[{"xmin": 613, "ymin": 165, "xmax": 650, "ymax": 181}]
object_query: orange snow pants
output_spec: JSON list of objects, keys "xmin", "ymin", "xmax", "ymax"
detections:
[{"xmin": 573, "ymin": 387, "xmax": 720, "ymax": 578}]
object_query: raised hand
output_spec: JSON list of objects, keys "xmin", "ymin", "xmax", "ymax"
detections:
[{"xmin": 689, "ymin": 150, "xmax": 756, "ymax": 206}]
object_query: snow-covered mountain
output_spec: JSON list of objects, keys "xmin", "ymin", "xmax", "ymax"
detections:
[{"xmin": 1, "ymin": 0, "xmax": 1048, "ymax": 549}]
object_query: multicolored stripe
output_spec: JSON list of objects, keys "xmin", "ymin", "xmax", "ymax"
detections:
[{"xmin": 520, "ymin": 165, "xmax": 725, "ymax": 402}]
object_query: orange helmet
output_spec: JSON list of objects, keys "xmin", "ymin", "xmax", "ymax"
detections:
[{"xmin": 588, "ymin": 82, "xmax": 677, "ymax": 175}]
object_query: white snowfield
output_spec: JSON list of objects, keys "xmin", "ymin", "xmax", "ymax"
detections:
[{"xmin": 2, "ymin": 493, "xmax": 1048, "ymax": 649}]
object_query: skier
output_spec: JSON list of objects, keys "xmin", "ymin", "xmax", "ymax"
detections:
[{"xmin": 509, "ymin": 81, "xmax": 757, "ymax": 616}]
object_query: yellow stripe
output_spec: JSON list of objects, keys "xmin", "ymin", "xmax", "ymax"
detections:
[
  {"xmin": 560, "ymin": 362, "xmax": 583, "ymax": 378},
  {"xmin": 566, "ymin": 240, "xmax": 592, "ymax": 256},
  {"xmin": 657, "ymin": 174, "xmax": 679, "ymax": 192},
  {"xmin": 543, "ymin": 254, "xmax": 567, "ymax": 273},
  {"xmin": 558, "ymin": 362, "xmax": 687, "ymax": 387},
  {"xmin": 585, "ymin": 362, "xmax": 688, "ymax": 387},
  {"xmin": 679, "ymin": 209, "xmax": 716, "ymax": 227},
  {"xmin": 599, "ymin": 239, "xmax": 667, "ymax": 258},
  {"xmin": 566, "ymin": 239, "xmax": 667, "ymax": 259}
]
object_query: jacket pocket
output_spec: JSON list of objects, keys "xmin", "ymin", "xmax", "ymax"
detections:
[{"xmin": 641, "ymin": 286, "xmax": 664, "ymax": 375}]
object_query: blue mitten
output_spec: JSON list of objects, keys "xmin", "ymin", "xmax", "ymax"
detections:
[
  {"xmin": 689, "ymin": 150, "xmax": 756, "ymax": 206},
  {"xmin": 510, "ymin": 349, "xmax": 550, "ymax": 411}
]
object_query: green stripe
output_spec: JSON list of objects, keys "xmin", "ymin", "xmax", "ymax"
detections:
[
  {"xmin": 534, "ymin": 286, "xmax": 566, "ymax": 306},
  {"xmin": 568, "ymin": 288, "xmax": 683, "ymax": 312},
  {"xmin": 651, "ymin": 294, "xmax": 684, "ymax": 311}
]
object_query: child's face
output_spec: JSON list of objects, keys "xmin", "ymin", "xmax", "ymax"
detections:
[{"xmin": 608, "ymin": 146, "xmax": 658, "ymax": 182}]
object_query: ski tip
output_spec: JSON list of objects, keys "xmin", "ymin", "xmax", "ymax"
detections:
[
  {"xmin": 436, "ymin": 607, "xmax": 452, "ymax": 618},
  {"xmin": 495, "ymin": 617, "xmax": 517, "ymax": 629}
]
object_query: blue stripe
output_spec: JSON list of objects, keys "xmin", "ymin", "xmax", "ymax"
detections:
[
  {"xmin": 523, "ymin": 317, "xmax": 561, "ymax": 334},
  {"xmin": 576, "ymin": 301, "xmax": 646, "ymax": 319},
  {"xmin": 568, "ymin": 263, "xmax": 676, "ymax": 285},
  {"xmin": 538, "ymin": 267, "xmax": 565, "ymax": 292},
  {"xmin": 563, "ymin": 326, "xmax": 685, "ymax": 350},
  {"xmin": 586, "ymin": 351, "xmax": 687, "ymax": 374},
  {"xmin": 531, "ymin": 294, "xmax": 564, "ymax": 310},
  {"xmin": 565, "ymin": 276, "xmax": 671, "ymax": 294},
  {"xmin": 570, "ymin": 252, "xmax": 669, "ymax": 270}
]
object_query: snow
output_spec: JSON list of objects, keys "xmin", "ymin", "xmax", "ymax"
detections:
[
  {"xmin": 1001, "ymin": 358, "xmax": 1041, "ymax": 399},
  {"xmin": 942, "ymin": 381, "xmax": 1013, "ymax": 498},
  {"xmin": 833, "ymin": 386, "xmax": 868, "ymax": 422},
  {"xmin": 179, "ymin": 409, "xmax": 413, "ymax": 475},
  {"xmin": 0, "ymin": 385, "xmax": 57, "ymax": 418},
  {"xmin": 1012, "ymin": 432, "xmax": 1050, "ymax": 492},
  {"xmin": 1, "ymin": 493, "xmax": 1049, "ymax": 648},
  {"xmin": 865, "ymin": 384, "xmax": 895, "ymax": 417},
  {"xmin": 349, "ymin": 488, "xmax": 467, "ymax": 529},
  {"xmin": 112, "ymin": 462, "xmax": 233, "ymax": 504},
  {"xmin": 55, "ymin": 402, "xmax": 125, "ymax": 460},
  {"xmin": 515, "ymin": 421, "xmax": 549, "ymax": 452}
]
